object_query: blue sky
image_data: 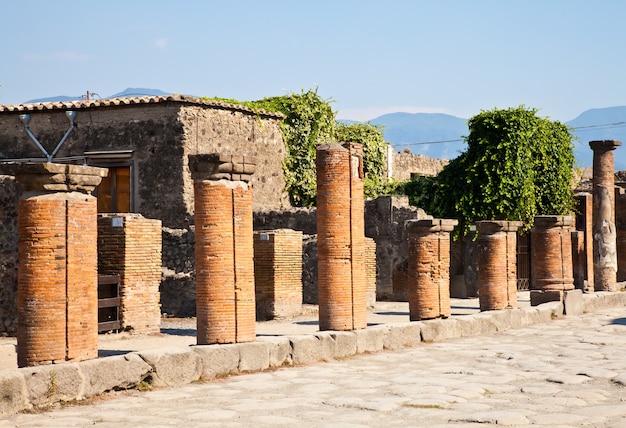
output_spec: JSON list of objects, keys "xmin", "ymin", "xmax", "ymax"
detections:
[{"xmin": 1, "ymin": 0, "xmax": 625, "ymax": 122}]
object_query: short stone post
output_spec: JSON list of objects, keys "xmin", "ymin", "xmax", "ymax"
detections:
[
  {"xmin": 529, "ymin": 215, "xmax": 575, "ymax": 305},
  {"xmin": 476, "ymin": 221, "xmax": 522, "ymax": 311},
  {"xmin": 616, "ymin": 186, "xmax": 626, "ymax": 282},
  {"xmin": 0, "ymin": 163, "xmax": 106, "ymax": 367},
  {"xmin": 406, "ymin": 218, "xmax": 457, "ymax": 320},
  {"xmin": 189, "ymin": 154, "xmax": 256, "ymax": 344},
  {"xmin": 316, "ymin": 142, "xmax": 367, "ymax": 331},
  {"xmin": 590, "ymin": 140, "xmax": 621, "ymax": 291}
]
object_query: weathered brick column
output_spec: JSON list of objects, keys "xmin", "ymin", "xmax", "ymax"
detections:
[
  {"xmin": 616, "ymin": 186, "xmax": 626, "ymax": 282},
  {"xmin": 97, "ymin": 213, "xmax": 162, "ymax": 334},
  {"xmin": 365, "ymin": 237, "xmax": 377, "ymax": 308},
  {"xmin": 253, "ymin": 229, "xmax": 303, "ymax": 320},
  {"xmin": 0, "ymin": 163, "xmax": 106, "ymax": 367},
  {"xmin": 406, "ymin": 218, "xmax": 457, "ymax": 320},
  {"xmin": 189, "ymin": 154, "xmax": 256, "ymax": 344},
  {"xmin": 575, "ymin": 193, "xmax": 594, "ymax": 291},
  {"xmin": 529, "ymin": 215, "xmax": 575, "ymax": 305},
  {"xmin": 476, "ymin": 221, "xmax": 522, "ymax": 311},
  {"xmin": 590, "ymin": 140, "xmax": 621, "ymax": 291},
  {"xmin": 316, "ymin": 142, "xmax": 366, "ymax": 331}
]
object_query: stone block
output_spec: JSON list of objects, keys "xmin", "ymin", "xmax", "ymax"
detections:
[
  {"xmin": 237, "ymin": 341, "xmax": 270, "ymax": 372},
  {"xmin": 0, "ymin": 369, "xmax": 29, "ymax": 417},
  {"xmin": 193, "ymin": 344, "xmax": 240, "ymax": 379},
  {"xmin": 563, "ymin": 289, "xmax": 584, "ymax": 316},
  {"xmin": 355, "ymin": 325, "xmax": 387, "ymax": 353},
  {"xmin": 530, "ymin": 290, "xmax": 563, "ymax": 306},
  {"xmin": 257, "ymin": 336, "xmax": 293, "ymax": 367},
  {"xmin": 534, "ymin": 301, "xmax": 564, "ymax": 322},
  {"xmin": 312, "ymin": 332, "xmax": 338, "ymax": 360},
  {"xmin": 328, "ymin": 331, "xmax": 358, "ymax": 359},
  {"xmin": 138, "ymin": 347, "xmax": 202, "ymax": 387},
  {"xmin": 419, "ymin": 318, "xmax": 462, "ymax": 342},
  {"xmin": 79, "ymin": 353, "xmax": 152, "ymax": 397},
  {"xmin": 583, "ymin": 291, "xmax": 626, "ymax": 313},
  {"xmin": 462, "ymin": 313, "xmax": 499, "ymax": 336},
  {"xmin": 383, "ymin": 323, "xmax": 422, "ymax": 349},
  {"xmin": 290, "ymin": 335, "xmax": 325, "ymax": 365},
  {"xmin": 22, "ymin": 363, "xmax": 84, "ymax": 406}
]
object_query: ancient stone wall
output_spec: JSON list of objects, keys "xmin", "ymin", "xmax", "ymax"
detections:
[
  {"xmin": 0, "ymin": 97, "xmax": 286, "ymax": 229},
  {"xmin": 0, "ymin": 176, "xmax": 18, "ymax": 335},
  {"xmin": 390, "ymin": 151, "xmax": 448, "ymax": 181}
]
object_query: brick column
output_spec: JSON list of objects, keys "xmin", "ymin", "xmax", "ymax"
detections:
[
  {"xmin": 406, "ymin": 218, "xmax": 457, "ymax": 320},
  {"xmin": 253, "ymin": 229, "xmax": 303, "ymax": 320},
  {"xmin": 476, "ymin": 221, "xmax": 521, "ymax": 311},
  {"xmin": 316, "ymin": 142, "xmax": 366, "ymax": 331},
  {"xmin": 616, "ymin": 186, "xmax": 626, "ymax": 282},
  {"xmin": 590, "ymin": 140, "xmax": 621, "ymax": 291},
  {"xmin": 364, "ymin": 237, "xmax": 377, "ymax": 308},
  {"xmin": 0, "ymin": 163, "xmax": 106, "ymax": 367},
  {"xmin": 529, "ymin": 215, "xmax": 575, "ymax": 305},
  {"xmin": 575, "ymin": 193, "xmax": 594, "ymax": 291},
  {"xmin": 189, "ymin": 154, "xmax": 256, "ymax": 344}
]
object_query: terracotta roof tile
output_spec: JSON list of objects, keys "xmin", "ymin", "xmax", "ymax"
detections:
[{"xmin": 0, "ymin": 94, "xmax": 283, "ymax": 118}]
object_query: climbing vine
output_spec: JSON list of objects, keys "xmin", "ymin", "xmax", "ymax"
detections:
[
  {"xmin": 205, "ymin": 89, "xmax": 393, "ymax": 206},
  {"xmin": 404, "ymin": 106, "xmax": 575, "ymax": 235}
]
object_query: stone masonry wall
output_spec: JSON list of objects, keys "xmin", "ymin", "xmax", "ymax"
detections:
[
  {"xmin": 0, "ymin": 98, "xmax": 286, "ymax": 229},
  {"xmin": 0, "ymin": 176, "xmax": 18, "ymax": 335},
  {"xmin": 391, "ymin": 151, "xmax": 448, "ymax": 181}
]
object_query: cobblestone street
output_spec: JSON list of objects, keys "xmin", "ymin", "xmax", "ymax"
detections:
[{"xmin": 3, "ymin": 306, "xmax": 626, "ymax": 427}]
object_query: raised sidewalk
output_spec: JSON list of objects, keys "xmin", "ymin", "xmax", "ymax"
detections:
[{"xmin": 1, "ymin": 290, "xmax": 625, "ymax": 416}]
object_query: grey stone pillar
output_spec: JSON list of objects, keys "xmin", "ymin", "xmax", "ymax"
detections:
[{"xmin": 589, "ymin": 140, "xmax": 621, "ymax": 291}]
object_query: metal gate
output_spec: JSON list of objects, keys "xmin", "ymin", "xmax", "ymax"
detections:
[
  {"xmin": 517, "ymin": 233, "xmax": 530, "ymax": 290},
  {"xmin": 98, "ymin": 274, "xmax": 121, "ymax": 332}
]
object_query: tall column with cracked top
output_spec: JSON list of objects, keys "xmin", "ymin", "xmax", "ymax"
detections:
[
  {"xmin": 590, "ymin": 140, "xmax": 621, "ymax": 291},
  {"xmin": 189, "ymin": 154, "xmax": 256, "ymax": 344},
  {"xmin": 529, "ymin": 215, "xmax": 575, "ymax": 305},
  {"xmin": 406, "ymin": 218, "xmax": 457, "ymax": 320},
  {"xmin": 0, "ymin": 163, "xmax": 106, "ymax": 367},
  {"xmin": 476, "ymin": 220, "xmax": 522, "ymax": 311},
  {"xmin": 316, "ymin": 142, "xmax": 367, "ymax": 331}
]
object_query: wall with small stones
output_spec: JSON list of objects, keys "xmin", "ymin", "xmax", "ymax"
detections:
[{"xmin": 0, "ymin": 176, "xmax": 19, "ymax": 335}]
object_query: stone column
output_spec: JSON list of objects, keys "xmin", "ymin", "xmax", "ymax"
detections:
[
  {"xmin": 316, "ymin": 142, "xmax": 367, "ymax": 331},
  {"xmin": 575, "ymin": 193, "xmax": 594, "ymax": 291},
  {"xmin": 189, "ymin": 154, "xmax": 256, "ymax": 344},
  {"xmin": 616, "ymin": 186, "xmax": 626, "ymax": 282},
  {"xmin": 406, "ymin": 218, "xmax": 457, "ymax": 320},
  {"xmin": 476, "ymin": 221, "xmax": 522, "ymax": 311},
  {"xmin": 529, "ymin": 215, "xmax": 575, "ymax": 305},
  {"xmin": 0, "ymin": 163, "xmax": 106, "ymax": 367},
  {"xmin": 590, "ymin": 140, "xmax": 621, "ymax": 291}
]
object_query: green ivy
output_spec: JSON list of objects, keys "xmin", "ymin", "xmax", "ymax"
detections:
[
  {"xmin": 403, "ymin": 106, "xmax": 575, "ymax": 235},
  {"xmin": 204, "ymin": 89, "xmax": 393, "ymax": 206}
]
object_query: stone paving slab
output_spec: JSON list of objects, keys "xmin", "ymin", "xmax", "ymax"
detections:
[
  {"xmin": 2, "ymin": 304, "xmax": 626, "ymax": 427},
  {"xmin": 1, "ymin": 290, "xmax": 626, "ymax": 420}
]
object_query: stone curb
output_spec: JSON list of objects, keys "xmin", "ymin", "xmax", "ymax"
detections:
[{"xmin": 1, "ymin": 291, "xmax": 625, "ymax": 416}]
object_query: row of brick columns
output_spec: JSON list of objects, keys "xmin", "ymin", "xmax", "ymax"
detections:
[{"xmin": 6, "ymin": 137, "xmax": 622, "ymax": 365}]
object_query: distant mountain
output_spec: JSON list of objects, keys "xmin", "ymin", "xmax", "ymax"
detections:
[
  {"xmin": 367, "ymin": 108, "xmax": 626, "ymax": 170},
  {"xmin": 566, "ymin": 106, "xmax": 626, "ymax": 170},
  {"xmin": 369, "ymin": 112, "xmax": 468, "ymax": 160},
  {"xmin": 25, "ymin": 88, "xmax": 171, "ymax": 104}
]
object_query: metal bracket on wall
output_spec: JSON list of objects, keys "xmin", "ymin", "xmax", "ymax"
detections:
[{"xmin": 19, "ymin": 111, "xmax": 77, "ymax": 163}]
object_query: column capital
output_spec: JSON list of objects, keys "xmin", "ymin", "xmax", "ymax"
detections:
[
  {"xmin": 589, "ymin": 140, "xmax": 622, "ymax": 152},
  {"xmin": 476, "ymin": 220, "xmax": 523, "ymax": 234},
  {"xmin": 188, "ymin": 153, "xmax": 256, "ymax": 182},
  {"xmin": 406, "ymin": 218, "xmax": 458, "ymax": 234},
  {"xmin": 0, "ymin": 162, "xmax": 107, "ymax": 194},
  {"xmin": 532, "ymin": 215, "xmax": 575, "ymax": 228}
]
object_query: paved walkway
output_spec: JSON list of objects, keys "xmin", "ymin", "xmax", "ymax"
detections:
[{"xmin": 2, "ymin": 305, "xmax": 626, "ymax": 427}]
